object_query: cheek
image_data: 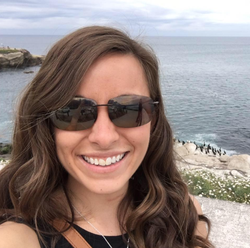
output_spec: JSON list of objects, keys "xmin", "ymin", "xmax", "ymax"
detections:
[
  {"xmin": 54, "ymin": 129, "xmax": 67, "ymax": 151},
  {"xmin": 54, "ymin": 128, "xmax": 81, "ymax": 149},
  {"xmin": 128, "ymin": 124, "xmax": 151, "ymax": 151},
  {"xmin": 54, "ymin": 129, "xmax": 75, "ymax": 163}
]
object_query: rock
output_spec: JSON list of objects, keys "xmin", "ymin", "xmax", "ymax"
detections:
[
  {"xmin": 27, "ymin": 54, "xmax": 45, "ymax": 67},
  {"xmin": 230, "ymin": 170, "xmax": 246, "ymax": 178},
  {"xmin": 228, "ymin": 154, "xmax": 250, "ymax": 173},
  {"xmin": 0, "ymin": 52, "xmax": 24, "ymax": 68},
  {"xmin": 184, "ymin": 143, "xmax": 196, "ymax": 154},
  {"xmin": 0, "ymin": 56, "xmax": 10, "ymax": 67},
  {"xmin": 174, "ymin": 142, "xmax": 183, "ymax": 148},
  {"xmin": 182, "ymin": 154, "xmax": 221, "ymax": 167},
  {"xmin": 7, "ymin": 52, "xmax": 24, "ymax": 66},
  {"xmin": 175, "ymin": 143, "xmax": 197, "ymax": 156},
  {"xmin": 175, "ymin": 145, "xmax": 188, "ymax": 156},
  {"xmin": 174, "ymin": 140, "xmax": 250, "ymax": 177},
  {"xmin": 23, "ymin": 70, "xmax": 34, "ymax": 74},
  {"xmin": 219, "ymin": 155, "xmax": 230, "ymax": 163},
  {"xmin": 193, "ymin": 149, "xmax": 202, "ymax": 155},
  {"xmin": 0, "ymin": 48, "xmax": 44, "ymax": 69}
]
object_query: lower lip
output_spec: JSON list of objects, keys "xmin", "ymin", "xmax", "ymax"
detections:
[{"xmin": 78, "ymin": 153, "xmax": 127, "ymax": 174}]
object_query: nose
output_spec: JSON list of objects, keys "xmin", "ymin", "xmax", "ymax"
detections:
[{"xmin": 88, "ymin": 107, "xmax": 119, "ymax": 148}]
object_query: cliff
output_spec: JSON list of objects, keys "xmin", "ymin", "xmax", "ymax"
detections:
[{"xmin": 0, "ymin": 47, "xmax": 45, "ymax": 69}]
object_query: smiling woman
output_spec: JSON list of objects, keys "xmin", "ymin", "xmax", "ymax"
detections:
[{"xmin": 0, "ymin": 26, "xmax": 214, "ymax": 248}]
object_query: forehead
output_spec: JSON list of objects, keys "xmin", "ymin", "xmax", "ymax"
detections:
[{"xmin": 76, "ymin": 54, "xmax": 150, "ymax": 101}]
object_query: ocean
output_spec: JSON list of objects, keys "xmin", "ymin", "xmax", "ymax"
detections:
[{"xmin": 0, "ymin": 35, "xmax": 250, "ymax": 155}]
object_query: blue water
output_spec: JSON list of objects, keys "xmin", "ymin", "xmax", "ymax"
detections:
[{"xmin": 0, "ymin": 35, "xmax": 250, "ymax": 155}]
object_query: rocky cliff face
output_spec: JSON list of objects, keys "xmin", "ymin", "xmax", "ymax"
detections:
[{"xmin": 0, "ymin": 48, "xmax": 45, "ymax": 69}]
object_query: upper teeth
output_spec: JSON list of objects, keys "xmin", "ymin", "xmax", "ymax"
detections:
[{"xmin": 83, "ymin": 153, "xmax": 125, "ymax": 166}]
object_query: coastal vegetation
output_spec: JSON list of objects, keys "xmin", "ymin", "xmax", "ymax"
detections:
[
  {"xmin": 0, "ymin": 48, "xmax": 19, "ymax": 54},
  {"xmin": 0, "ymin": 143, "xmax": 12, "ymax": 155},
  {"xmin": 174, "ymin": 140, "xmax": 250, "ymax": 205},
  {"xmin": 181, "ymin": 169, "xmax": 250, "ymax": 204}
]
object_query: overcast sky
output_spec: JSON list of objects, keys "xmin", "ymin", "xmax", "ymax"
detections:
[{"xmin": 1, "ymin": 0, "xmax": 250, "ymax": 36}]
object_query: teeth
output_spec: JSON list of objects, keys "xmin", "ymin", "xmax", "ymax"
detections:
[
  {"xmin": 99, "ymin": 159, "xmax": 105, "ymax": 166},
  {"xmin": 111, "ymin": 156, "xmax": 116, "ymax": 163},
  {"xmin": 83, "ymin": 153, "xmax": 125, "ymax": 166},
  {"xmin": 116, "ymin": 155, "xmax": 121, "ymax": 162},
  {"xmin": 106, "ymin": 157, "xmax": 112, "ymax": 165}
]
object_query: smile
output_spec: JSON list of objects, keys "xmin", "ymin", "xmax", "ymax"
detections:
[{"xmin": 82, "ymin": 153, "xmax": 125, "ymax": 166}]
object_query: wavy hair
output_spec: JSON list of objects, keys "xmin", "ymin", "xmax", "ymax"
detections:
[{"xmin": 0, "ymin": 26, "xmax": 213, "ymax": 248}]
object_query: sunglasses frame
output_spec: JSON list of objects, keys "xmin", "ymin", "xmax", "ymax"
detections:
[{"xmin": 50, "ymin": 95, "xmax": 159, "ymax": 131}]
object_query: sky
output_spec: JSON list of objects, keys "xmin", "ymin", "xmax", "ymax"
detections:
[{"xmin": 0, "ymin": 0, "xmax": 250, "ymax": 36}]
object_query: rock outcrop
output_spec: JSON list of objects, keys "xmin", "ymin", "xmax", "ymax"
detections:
[
  {"xmin": 174, "ymin": 141, "xmax": 250, "ymax": 178},
  {"xmin": 0, "ymin": 48, "xmax": 45, "ymax": 69},
  {"xmin": 227, "ymin": 154, "xmax": 250, "ymax": 173}
]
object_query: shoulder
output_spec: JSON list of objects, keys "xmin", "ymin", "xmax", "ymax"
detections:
[{"xmin": 0, "ymin": 221, "xmax": 41, "ymax": 248}]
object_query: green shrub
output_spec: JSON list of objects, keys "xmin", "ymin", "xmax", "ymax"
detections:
[{"xmin": 0, "ymin": 144, "xmax": 12, "ymax": 154}]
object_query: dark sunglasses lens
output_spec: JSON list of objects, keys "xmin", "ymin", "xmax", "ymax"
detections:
[
  {"xmin": 108, "ymin": 95, "xmax": 155, "ymax": 128},
  {"xmin": 51, "ymin": 98, "xmax": 97, "ymax": 131}
]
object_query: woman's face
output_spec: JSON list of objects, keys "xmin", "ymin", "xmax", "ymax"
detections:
[{"xmin": 55, "ymin": 54, "xmax": 151, "ymax": 198}]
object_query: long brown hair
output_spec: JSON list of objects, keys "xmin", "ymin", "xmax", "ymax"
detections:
[{"xmin": 0, "ymin": 26, "xmax": 213, "ymax": 248}]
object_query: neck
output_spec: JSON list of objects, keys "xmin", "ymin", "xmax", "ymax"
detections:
[{"xmin": 67, "ymin": 180, "xmax": 129, "ymax": 236}]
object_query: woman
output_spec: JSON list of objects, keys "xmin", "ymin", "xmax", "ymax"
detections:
[{"xmin": 0, "ymin": 26, "xmax": 213, "ymax": 248}]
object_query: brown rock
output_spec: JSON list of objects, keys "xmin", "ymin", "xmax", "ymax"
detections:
[
  {"xmin": 5, "ymin": 52, "xmax": 24, "ymax": 67},
  {"xmin": 0, "ymin": 48, "xmax": 44, "ymax": 69},
  {"xmin": 0, "ymin": 55, "xmax": 9, "ymax": 67}
]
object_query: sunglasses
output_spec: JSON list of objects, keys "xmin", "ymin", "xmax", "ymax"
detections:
[{"xmin": 50, "ymin": 95, "xmax": 159, "ymax": 131}]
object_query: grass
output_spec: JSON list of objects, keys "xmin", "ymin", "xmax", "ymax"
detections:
[
  {"xmin": 181, "ymin": 169, "xmax": 250, "ymax": 204},
  {"xmin": 0, "ymin": 48, "xmax": 19, "ymax": 54}
]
